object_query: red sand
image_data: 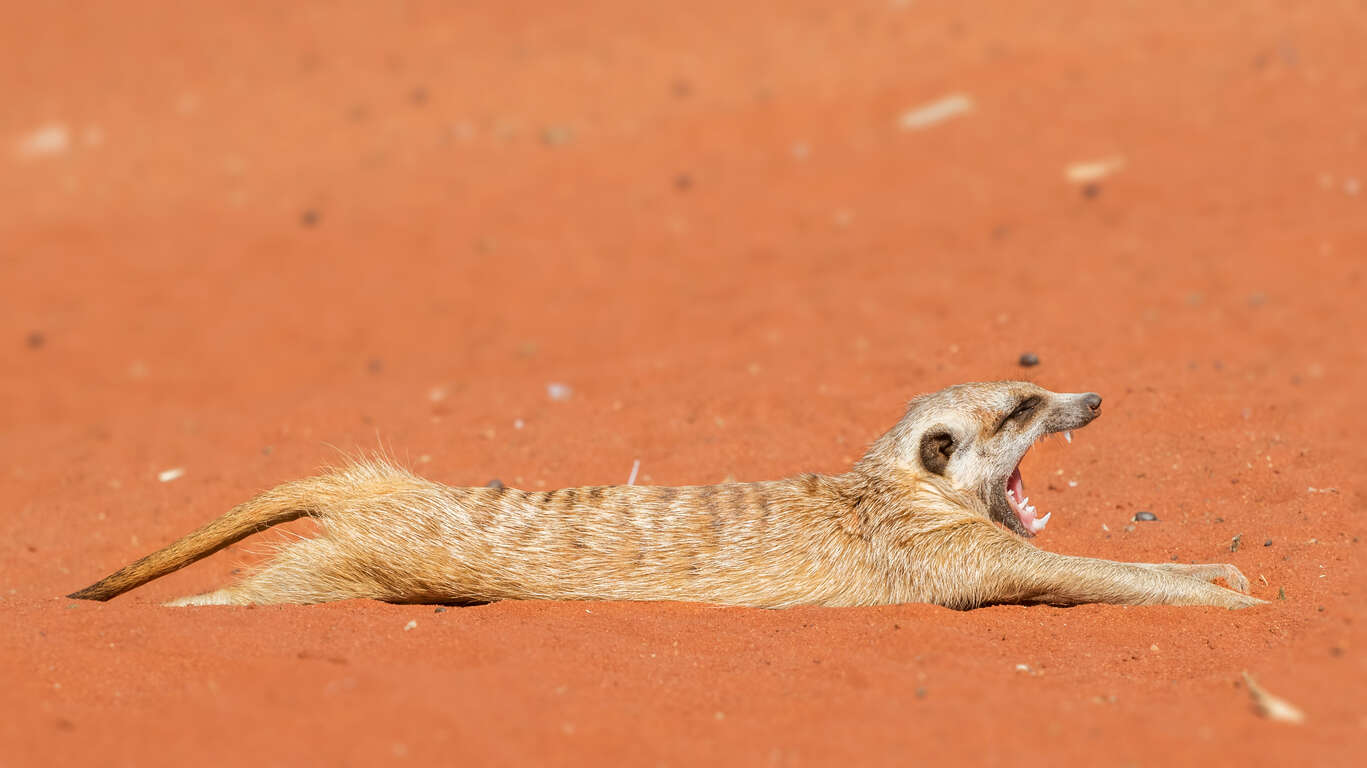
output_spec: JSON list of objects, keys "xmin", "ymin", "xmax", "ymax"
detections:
[{"xmin": 2, "ymin": 2, "xmax": 1363, "ymax": 764}]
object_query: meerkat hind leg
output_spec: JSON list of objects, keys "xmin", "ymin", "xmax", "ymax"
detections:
[{"xmin": 164, "ymin": 536, "xmax": 365, "ymax": 607}]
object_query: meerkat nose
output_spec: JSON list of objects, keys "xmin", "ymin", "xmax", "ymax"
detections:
[{"xmin": 1082, "ymin": 393, "xmax": 1102, "ymax": 411}]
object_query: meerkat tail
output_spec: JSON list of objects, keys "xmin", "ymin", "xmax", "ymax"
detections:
[{"xmin": 67, "ymin": 484, "xmax": 320, "ymax": 602}]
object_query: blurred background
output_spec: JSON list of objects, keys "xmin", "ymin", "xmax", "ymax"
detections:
[
  {"xmin": 3, "ymin": 1, "xmax": 1361, "ymax": 480},
  {"xmin": 2, "ymin": 1, "xmax": 1363, "ymax": 765}
]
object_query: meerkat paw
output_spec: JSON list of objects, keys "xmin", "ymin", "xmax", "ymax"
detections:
[
  {"xmin": 1141, "ymin": 562, "xmax": 1252, "ymax": 593},
  {"xmin": 1221, "ymin": 590, "xmax": 1268, "ymax": 609},
  {"xmin": 164, "ymin": 589, "xmax": 242, "ymax": 607},
  {"xmin": 1182, "ymin": 563, "xmax": 1251, "ymax": 593}
]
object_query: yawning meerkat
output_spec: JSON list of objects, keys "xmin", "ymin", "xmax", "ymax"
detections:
[{"xmin": 69, "ymin": 381, "xmax": 1263, "ymax": 609}]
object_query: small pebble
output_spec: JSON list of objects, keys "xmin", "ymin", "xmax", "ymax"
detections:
[
  {"xmin": 542, "ymin": 125, "xmax": 573, "ymax": 146},
  {"xmin": 433, "ymin": 606, "xmax": 447, "ymax": 614},
  {"xmin": 486, "ymin": 478, "xmax": 504, "ymax": 490},
  {"xmin": 1018, "ymin": 352, "xmax": 1040, "ymax": 367},
  {"xmin": 25, "ymin": 331, "xmax": 45, "ymax": 349},
  {"xmin": 1264, "ymin": 539, "xmax": 1273, "ymax": 547},
  {"xmin": 1081, "ymin": 183, "xmax": 1101, "ymax": 199},
  {"xmin": 1133, "ymin": 511, "xmax": 1158, "ymax": 522},
  {"xmin": 403, "ymin": 620, "xmax": 417, "ymax": 631},
  {"xmin": 300, "ymin": 209, "xmax": 320, "ymax": 228},
  {"xmin": 547, "ymin": 382, "xmax": 573, "ymax": 402}
]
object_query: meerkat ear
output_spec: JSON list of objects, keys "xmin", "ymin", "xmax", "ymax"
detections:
[{"xmin": 918, "ymin": 429, "xmax": 955, "ymax": 475}]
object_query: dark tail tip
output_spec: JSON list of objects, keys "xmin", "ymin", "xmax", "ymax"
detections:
[{"xmin": 67, "ymin": 585, "xmax": 113, "ymax": 602}]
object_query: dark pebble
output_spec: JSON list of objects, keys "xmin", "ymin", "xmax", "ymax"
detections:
[
  {"xmin": 1018, "ymin": 352, "xmax": 1040, "ymax": 367},
  {"xmin": 674, "ymin": 173, "xmax": 693, "ymax": 191},
  {"xmin": 1133, "ymin": 511, "xmax": 1158, "ymax": 522},
  {"xmin": 25, "ymin": 331, "xmax": 45, "ymax": 349},
  {"xmin": 1264, "ymin": 539, "xmax": 1273, "ymax": 547},
  {"xmin": 409, "ymin": 86, "xmax": 429, "ymax": 106},
  {"xmin": 433, "ymin": 606, "xmax": 447, "ymax": 614},
  {"xmin": 300, "ymin": 209, "xmax": 320, "ymax": 228},
  {"xmin": 1081, "ymin": 183, "xmax": 1101, "ymax": 199},
  {"xmin": 486, "ymin": 478, "xmax": 504, "ymax": 490},
  {"xmin": 915, "ymin": 687, "xmax": 928, "ymax": 699},
  {"xmin": 366, "ymin": 358, "xmax": 384, "ymax": 373}
]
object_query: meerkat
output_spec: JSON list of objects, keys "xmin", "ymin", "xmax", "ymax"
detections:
[{"xmin": 68, "ymin": 381, "xmax": 1264, "ymax": 609}]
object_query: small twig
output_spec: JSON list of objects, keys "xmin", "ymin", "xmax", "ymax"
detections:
[{"xmin": 1242, "ymin": 672, "xmax": 1305, "ymax": 724}]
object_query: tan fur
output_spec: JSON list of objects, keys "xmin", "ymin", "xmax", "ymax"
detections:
[{"xmin": 68, "ymin": 382, "xmax": 1264, "ymax": 610}]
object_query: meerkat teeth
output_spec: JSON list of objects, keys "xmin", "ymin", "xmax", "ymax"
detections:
[
  {"xmin": 1064, "ymin": 431, "xmax": 1073, "ymax": 444},
  {"xmin": 1020, "ymin": 497, "xmax": 1029, "ymax": 508},
  {"xmin": 1033, "ymin": 512, "xmax": 1052, "ymax": 531}
]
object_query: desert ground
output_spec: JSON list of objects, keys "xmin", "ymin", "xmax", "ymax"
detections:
[{"xmin": 2, "ymin": 1, "xmax": 1364, "ymax": 765}]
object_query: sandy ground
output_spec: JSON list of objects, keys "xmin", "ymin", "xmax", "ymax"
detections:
[{"xmin": 2, "ymin": 1, "xmax": 1365, "ymax": 765}]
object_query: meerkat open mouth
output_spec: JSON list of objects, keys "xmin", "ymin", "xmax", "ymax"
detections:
[
  {"xmin": 1005, "ymin": 464, "xmax": 1048, "ymax": 533},
  {"xmin": 1001, "ymin": 430, "xmax": 1073, "ymax": 535}
]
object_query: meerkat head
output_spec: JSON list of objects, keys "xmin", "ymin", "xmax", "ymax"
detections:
[{"xmin": 864, "ymin": 381, "xmax": 1102, "ymax": 538}]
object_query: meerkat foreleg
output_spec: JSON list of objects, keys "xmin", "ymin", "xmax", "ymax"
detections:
[{"xmin": 1004, "ymin": 549, "xmax": 1264, "ymax": 609}]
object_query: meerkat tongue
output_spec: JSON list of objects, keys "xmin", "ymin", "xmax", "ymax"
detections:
[{"xmin": 1007, "ymin": 466, "xmax": 1024, "ymax": 502}]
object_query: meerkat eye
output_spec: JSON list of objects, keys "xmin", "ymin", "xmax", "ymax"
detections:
[{"xmin": 998, "ymin": 396, "xmax": 1041, "ymax": 431}]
